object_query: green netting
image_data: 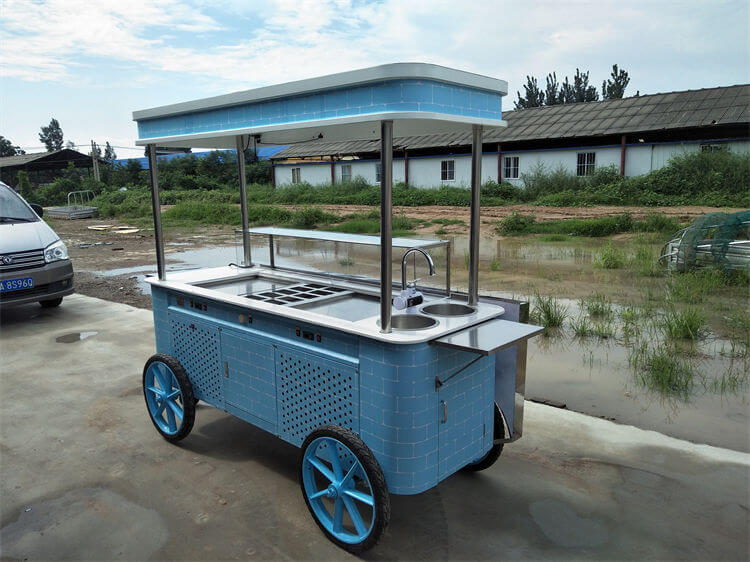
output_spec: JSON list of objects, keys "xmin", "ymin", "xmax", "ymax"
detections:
[{"xmin": 674, "ymin": 210, "xmax": 750, "ymax": 272}]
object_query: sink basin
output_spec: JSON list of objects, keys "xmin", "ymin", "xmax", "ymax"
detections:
[
  {"xmin": 380, "ymin": 314, "xmax": 438, "ymax": 331},
  {"xmin": 421, "ymin": 303, "xmax": 476, "ymax": 317}
]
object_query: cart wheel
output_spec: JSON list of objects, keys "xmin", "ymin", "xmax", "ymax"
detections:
[
  {"xmin": 299, "ymin": 426, "xmax": 390, "ymax": 553},
  {"xmin": 142, "ymin": 354, "xmax": 195, "ymax": 442},
  {"xmin": 463, "ymin": 403, "xmax": 505, "ymax": 472}
]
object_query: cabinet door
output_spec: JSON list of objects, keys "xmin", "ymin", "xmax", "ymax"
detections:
[
  {"xmin": 221, "ymin": 331, "xmax": 277, "ymax": 430},
  {"xmin": 169, "ymin": 311, "xmax": 224, "ymax": 409},
  {"xmin": 437, "ymin": 365, "xmax": 494, "ymax": 480}
]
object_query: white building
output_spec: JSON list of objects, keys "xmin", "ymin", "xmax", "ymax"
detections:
[{"xmin": 271, "ymin": 84, "xmax": 750, "ymax": 188}]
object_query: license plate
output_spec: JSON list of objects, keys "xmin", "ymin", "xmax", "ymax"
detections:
[{"xmin": 0, "ymin": 277, "xmax": 34, "ymax": 292}]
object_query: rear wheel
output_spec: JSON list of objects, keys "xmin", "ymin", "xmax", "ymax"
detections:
[
  {"xmin": 300, "ymin": 426, "xmax": 390, "ymax": 553},
  {"xmin": 463, "ymin": 403, "xmax": 505, "ymax": 472},
  {"xmin": 39, "ymin": 297, "xmax": 63, "ymax": 308},
  {"xmin": 142, "ymin": 354, "xmax": 195, "ymax": 442}
]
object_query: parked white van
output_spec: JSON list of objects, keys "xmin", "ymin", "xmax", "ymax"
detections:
[{"xmin": 0, "ymin": 181, "xmax": 74, "ymax": 308}]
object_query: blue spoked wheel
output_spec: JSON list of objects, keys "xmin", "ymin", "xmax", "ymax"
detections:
[
  {"xmin": 300, "ymin": 426, "xmax": 390, "ymax": 553},
  {"xmin": 142, "ymin": 354, "xmax": 195, "ymax": 442},
  {"xmin": 463, "ymin": 402, "xmax": 505, "ymax": 472}
]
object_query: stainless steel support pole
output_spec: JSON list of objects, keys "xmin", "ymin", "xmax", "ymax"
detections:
[
  {"xmin": 147, "ymin": 144, "xmax": 166, "ymax": 281},
  {"xmin": 268, "ymin": 234, "xmax": 275, "ymax": 268},
  {"xmin": 446, "ymin": 239, "xmax": 452, "ymax": 297},
  {"xmin": 236, "ymin": 135, "xmax": 251, "ymax": 267},
  {"xmin": 380, "ymin": 120, "xmax": 393, "ymax": 333},
  {"xmin": 468, "ymin": 124, "xmax": 482, "ymax": 306}
]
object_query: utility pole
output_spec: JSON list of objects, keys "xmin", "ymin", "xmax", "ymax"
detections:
[{"xmin": 90, "ymin": 140, "xmax": 101, "ymax": 181}]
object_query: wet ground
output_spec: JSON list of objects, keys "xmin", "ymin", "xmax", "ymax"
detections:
[
  {"xmin": 1, "ymin": 295, "xmax": 748, "ymax": 560},
  {"xmin": 49, "ymin": 217, "xmax": 750, "ymax": 453}
]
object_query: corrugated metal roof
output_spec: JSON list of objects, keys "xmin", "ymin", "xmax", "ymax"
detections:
[
  {"xmin": 273, "ymin": 84, "xmax": 750, "ymax": 158},
  {"xmin": 0, "ymin": 149, "xmax": 73, "ymax": 167}
]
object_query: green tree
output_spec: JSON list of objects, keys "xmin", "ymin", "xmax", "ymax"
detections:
[
  {"xmin": 544, "ymin": 72, "xmax": 561, "ymax": 105},
  {"xmin": 559, "ymin": 69, "xmax": 599, "ymax": 103},
  {"xmin": 602, "ymin": 64, "xmax": 630, "ymax": 99},
  {"xmin": 514, "ymin": 76, "xmax": 545, "ymax": 109},
  {"xmin": 39, "ymin": 118, "xmax": 64, "ymax": 151},
  {"xmin": 103, "ymin": 142, "xmax": 117, "ymax": 162},
  {"xmin": 17, "ymin": 170, "xmax": 33, "ymax": 200},
  {"xmin": 0, "ymin": 135, "xmax": 24, "ymax": 156}
]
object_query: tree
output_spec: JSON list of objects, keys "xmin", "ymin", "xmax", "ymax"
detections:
[
  {"xmin": 39, "ymin": 118, "xmax": 64, "ymax": 151},
  {"xmin": 545, "ymin": 73, "xmax": 561, "ymax": 105},
  {"xmin": 89, "ymin": 143, "xmax": 102, "ymax": 159},
  {"xmin": 0, "ymin": 135, "xmax": 24, "ymax": 156},
  {"xmin": 65, "ymin": 140, "xmax": 75, "ymax": 149},
  {"xmin": 514, "ymin": 76, "xmax": 545, "ymax": 109},
  {"xmin": 17, "ymin": 170, "xmax": 33, "ymax": 200},
  {"xmin": 559, "ymin": 69, "xmax": 599, "ymax": 103},
  {"xmin": 602, "ymin": 64, "xmax": 630, "ymax": 100},
  {"xmin": 514, "ymin": 66, "xmax": 628, "ymax": 109},
  {"xmin": 103, "ymin": 142, "xmax": 117, "ymax": 162}
]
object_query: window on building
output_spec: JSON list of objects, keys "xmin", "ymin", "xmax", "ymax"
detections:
[
  {"xmin": 576, "ymin": 152, "xmax": 596, "ymax": 176},
  {"xmin": 341, "ymin": 164, "xmax": 352, "ymax": 182},
  {"xmin": 504, "ymin": 156, "xmax": 519, "ymax": 179},
  {"xmin": 375, "ymin": 163, "xmax": 382, "ymax": 183},
  {"xmin": 441, "ymin": 160, "xmax": 455, "ymax": 181},
  {"xmin": 291, "ymin": 167, "xmax": 301, "ymax": 184},
  {"xmin": 701, "ymin": 143, "xmax": 728, "ymax": 152}
]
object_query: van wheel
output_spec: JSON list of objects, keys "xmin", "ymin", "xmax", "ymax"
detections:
[{"xmin": 40, "ymin": 297, "xmax": 63, "ymax": 308}]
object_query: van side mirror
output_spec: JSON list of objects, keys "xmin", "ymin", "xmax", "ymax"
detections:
[{"xmin": 31, "ymin": 204, "xmax": 44, "ymax": 218}]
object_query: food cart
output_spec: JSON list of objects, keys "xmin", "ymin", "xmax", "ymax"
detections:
[{"xmin": 133, "ymin": 63, "xmax": 543, "ymax": 553}]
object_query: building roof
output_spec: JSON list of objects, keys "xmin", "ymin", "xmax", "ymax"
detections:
[
  {"xmin": 272, "ymin": 84, "xmax": 750, "ymax": 159},
  {"xmin": 0, "ymin": 149, "xmax": 94, "ymax": 168}
]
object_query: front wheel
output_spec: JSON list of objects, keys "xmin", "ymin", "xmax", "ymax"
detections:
[
  {"xmin": 142, "ymin": 354, "xmax": 195, "ymax": 442},
  {"xmin": 299, "ymin": 426, "xmax": 390, "ymax": 553},
  {"xmin": 39, "ymin": 297, "xmax": 63, "ymax": 308}
]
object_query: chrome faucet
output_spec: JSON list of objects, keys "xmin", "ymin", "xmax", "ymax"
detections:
[{"xmin": 401, "ymin": 248, "xmax": 436, "ymax": 290}]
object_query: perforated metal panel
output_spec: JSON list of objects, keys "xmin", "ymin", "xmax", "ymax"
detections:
[
  {"xmin": 169, "ymin": 313, "xmax": 224, "ymax": 407},
  {"xmin": 276, "ymin": 347, "xmax": 358, "ymax": 446}
]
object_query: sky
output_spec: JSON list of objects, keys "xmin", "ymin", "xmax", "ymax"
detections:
[{"xmin": 1, "ymin": 0, "xmax": 748, "ymax": 158}]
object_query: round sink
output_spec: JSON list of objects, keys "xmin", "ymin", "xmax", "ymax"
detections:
[
  {"xmin": 421, "ymin": 303, "xmax": 476, "ymax": 317},
  {"xmin": 379, "ymin": 314, "xmax": 439, "ymax": 331}
]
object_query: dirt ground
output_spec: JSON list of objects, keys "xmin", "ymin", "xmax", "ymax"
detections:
[{"xmin": 48, "ymin": 204, "xmax": 743, "ymax": 309}]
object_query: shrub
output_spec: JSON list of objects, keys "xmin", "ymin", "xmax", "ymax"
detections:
[
  {"xmin": 593, "ymin": 244, "xmax": 627, "ymax": 269},
  {"xmin": 497, "ymin": 211, "xmax": 536, "ymax": 235}
]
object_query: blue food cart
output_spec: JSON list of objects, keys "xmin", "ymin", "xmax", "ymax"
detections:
[{"xmin": 133, "ymin": 63, "xmax": 542, "ymax": 552}]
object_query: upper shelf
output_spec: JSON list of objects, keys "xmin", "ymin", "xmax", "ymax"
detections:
[
  {"xmin": 243, "ymin": 227, "xmax": 448, "ymax": 249},
  {"xmin": 133, "ymin": 63, "xmax": 508, "ymax": 148}
]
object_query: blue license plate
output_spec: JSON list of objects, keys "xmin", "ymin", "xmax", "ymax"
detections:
[{"xmin": 0, "ymin": 277, "xmax": 34, "ymax": 292}]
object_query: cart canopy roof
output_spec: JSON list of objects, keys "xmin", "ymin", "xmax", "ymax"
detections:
[{"xmin": 132, "ymin": 63, "xmax": 508, "ymax": 148}]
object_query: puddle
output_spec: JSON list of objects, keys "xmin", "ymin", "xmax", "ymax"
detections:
[
  {"xmin": 89, "ymin": 234, "xmax": 749, "ymax": 451},
  {"xmin": 56, "ymin": 331, "xmax": 98, "ymax": 343}
]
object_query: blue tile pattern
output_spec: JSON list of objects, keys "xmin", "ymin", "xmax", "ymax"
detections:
[{"xmin": 137, "ymin": 79, "xmax": 504, "ymax": 139}]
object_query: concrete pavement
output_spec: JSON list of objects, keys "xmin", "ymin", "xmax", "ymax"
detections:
[{"xmin": 1, "ymin": 294, "xmax": 748, "ymax": 560}]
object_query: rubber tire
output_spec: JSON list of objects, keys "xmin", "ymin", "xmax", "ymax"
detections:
[
  {"xmin": 142, "ymin": 353, "xmax": 196, "ymax": 442},
  {"xmin": 462, "ymin": 403, "xmax": 505, "ymax": 472},
  {"xmin": 39, "ymin": 297, "xmax": 63, "ymax": 308},
  {"xmin": 299, "ymin": 426, "xmax": 390, "ymax": 554}
]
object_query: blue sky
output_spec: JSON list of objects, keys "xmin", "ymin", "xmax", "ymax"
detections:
[{"xmin": 1, "ymin": 0, "xmax": 747, "ymax": 158}]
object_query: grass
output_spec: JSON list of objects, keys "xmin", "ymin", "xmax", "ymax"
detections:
[
  {"xmin": 662, "ymin": 307, "xmax": 706, "ymax": 340},
  {"xmin": 531, "ymin": 293, "xmax": 569, "ymax": 334},
  {"xmin": 629, "ymin": 342, "xmax": 696, "ymax": 397},
  {"xmin": 630, "ymin": 244, "xmax": 662, "ymax": 277},
  {"xmin": 537, "ymin": 234, "xmax": 569, "ymax": 242},
  {"xmin": 570, "ymin": 315, "xmax": 593, "ymax": 337},
  {"xmin": 489, "ymin": 258, "xmax": 501, "ymax": 271},
  {"xmin": 431, "ymin": 218, "xmax": 465, "ymax": 226},
  {"xmin": 580, "ymin": 293, "xmax": 614, "ymax": 318},
  {"xmin": 497, "ymin": 212, "xmax": 685, "ymax": 238},
  {"xmin": 338, "ymin": 258, "xmax": 355, "ymax": 266},
  {"xmin": 593, "ymin": 243, "xmax": 627, "ymax": 269},
  {"xmin": 665, "ymin": 268, "xmax": 748, "ymax": 303}
]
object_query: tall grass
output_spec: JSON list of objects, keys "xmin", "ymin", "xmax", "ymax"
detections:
[
  {"xmin": 531, "ymin": 293, "xmax": 569, "ymax": 334},
  {"xmin": 629, "ymin": 343, "xmax": 696, "ymax": 397},
  {"xmin": 662, "ymin": 308, "xmax": 707, "ymax": 340},
  {"xmin": 593, "ymin": 244, "xmax": 627, "ymax": 269}
]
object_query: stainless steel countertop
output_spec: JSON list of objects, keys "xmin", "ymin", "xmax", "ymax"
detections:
[{"xmin": 146, "ymin": 265, "xmax": 505, "ymax": 344}]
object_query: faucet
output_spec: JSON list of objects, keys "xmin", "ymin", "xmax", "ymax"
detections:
[{"xmin": 401, "ymin": 248, "xmax": 436, "ymax": 290}]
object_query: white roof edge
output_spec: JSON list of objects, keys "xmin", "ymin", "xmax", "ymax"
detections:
[
  {"xmin": 132, "ymin": 63, "xmax": 508, "ymax": 121},
  {"xmin": 133, "ymin": 111, "xmax": 508, "ymax": 146}
]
